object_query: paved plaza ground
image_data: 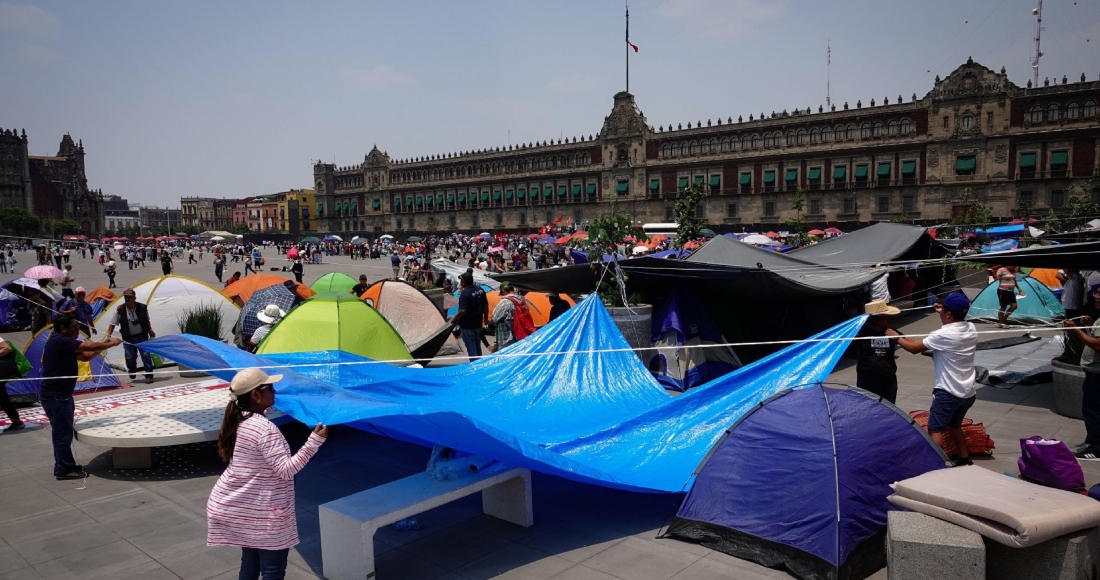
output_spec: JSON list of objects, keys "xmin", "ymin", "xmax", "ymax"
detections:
[{"xmin": 0, "ymin": 248, "xmax": 1094, "ymax": 579}]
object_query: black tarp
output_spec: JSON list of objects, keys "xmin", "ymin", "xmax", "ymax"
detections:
[
  {"xmin": 790, "ymin": 223, "xmax": 951, "ymax": 266},
  {"xmin": 965, "ymin": 241, "xmax": 1100, "ymax": 270}
]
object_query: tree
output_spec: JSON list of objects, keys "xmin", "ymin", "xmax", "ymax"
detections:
[
  {"xmin": 578, "ymin": 200, "xmax": 647, "ymax": 306},
  {"xmin": 0, "ymin": 207, "xmax": 40, "ymax": 236},
  {"xmin": 42, "ymin": 218, "xmax": 82, "ymax": 238},
  {"xmin": 784, "ymin": 189, "xmax": 807, "ymax": 240},
  {"xmin": 674, "ymin": 181, "xmax": 707, "ymax": 247},
  {"xmin": 1063, "ymin": 177, "xmax": 1100, "ymax": 235},
  {"xmin": 943, "ymin": 187, "xmax": 992, "ymax": 238}
]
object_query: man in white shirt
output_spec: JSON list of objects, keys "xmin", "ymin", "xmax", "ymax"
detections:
[
  {"xmin": 247, "ymin": 305, "xmax": 285, "ymax": 352},
  {"xmin": 896, "ymin": 293, "xmax": 978, "ymax": 466}
]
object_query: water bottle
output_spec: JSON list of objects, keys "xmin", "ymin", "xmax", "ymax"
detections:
[{"xmin": 391, "ymin": 517, "xmax": 421, "ymax": 531}]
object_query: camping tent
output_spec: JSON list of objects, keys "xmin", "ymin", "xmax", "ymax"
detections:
[
  {"xmin": 84, "ymin": 286, "xmax": 116, "ymax": 319},
  {"xmin": 431, "ymin": 259, "xmax": 501, "ymax": 290},
  {"xmin": 665, "ymin": 384, "xmax": 947, "ymax": 580},
  {"xmin": 445, "ymin": 291, "xmax": 576, "ymax": 328},
  {"xmin": 238, "ymin": 282, "xmax": 306, "ymax": 343},
  {"xmin": 92, "ymin": 275, "xmax": 240, "ymax": 363},
  {"xmin": 7, "ymin": 328, "xmax": 121, "ymax": 396},
  {"xmin": 967, "ymin": 275, "xmax": 1065, "ymax": 325},
  {"xmin": 790, "ymin": 222, "xmax": 950, "ymax": 266},
  {"xmin": 222, "ymin": 273, "xmax": 314, "ymax": 305},
  {"xmin": 360, "ymin": 280, "xmax": 462, "ymax": 357},
  {"xmin": 310, "ymin": 272, "xmax": 358, "ymax": 294},
  {"xmin": 649, "ymin": 285, "xmax": 741, "ymax": 391},
  {"xmin": 256, "ymin": 292, "xmax": 411, "ymax": 362}
]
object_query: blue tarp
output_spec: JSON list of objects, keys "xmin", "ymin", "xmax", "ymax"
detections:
[
  {"xmin": 668, "ymin": 385, "xmax": 946, "ymax": 579},
  {"xmin": 140, "ymin": 295, "xmax": 865, "ymax": 492},
  {"xmin": 976, "ymin": 223, "xmax": 1025, "ymax": 238},
  {"xmin": 968, "ymin": 275, "xmax": 1065, "ymax": 325}
]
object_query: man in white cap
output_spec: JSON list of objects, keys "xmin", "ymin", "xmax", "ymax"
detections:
[
  {"xmin": 855, "ymin": 300, "xmax": 902, "ymax": 403},
  {"xmin": 247, "ymin": 304, "xmax": 285, "ymax": 352},
  {"xmin": 58, "ymin": 286, "xmax": 97, "ymax": 336}
]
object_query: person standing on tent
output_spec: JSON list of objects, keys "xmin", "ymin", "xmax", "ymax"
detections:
[
  {"xmin": 40, "ymin": 315, "xmax": 121, "ymax": 479},
  {"xmin": 58, "ymin": 287, "xmax": 97, "ymax": 336},
  {"xmin": 104, "ymin": 289, "xmax": 157, "ymax": 385},
  {"xmin": 208, "ymin": 368, "xmax": 327, "ymax": 579},
  {"xmin": 247, "ymin": 305, "xmax": 285, "ymax": 352},
  {"xmin": 896, "ymin": 293, "xmax": 978, "ymax": 466},
  {"xmin": 0, "ymin": 335, "xmax": 27, "ymax": 433},
  {"xmin": 855, "ymin": 300, "xmax": 902, "ymax": 404},
  {"xmin": 290, "ymin": 259, "xmax": 303, "ymax": 284},
  {"xmin": 449, "ymin": 272, "xmax": 488, "ymax": 359},
  {"xmin": 995, "ymin": 265, "xmax": 1024, "ymax": 328},
  {"xmin": 1063, "ymin": 285, "xmax": 1100, "ymax": 460}
]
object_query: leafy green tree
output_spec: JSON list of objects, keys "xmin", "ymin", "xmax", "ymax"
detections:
[
  {"xmin": 1063, "ymin": 177, "xmax": 1100, "ymax": 234},
  {"xmin": 0, "ymin": 207, "xmax": 40, "ymax": 236},
  {"xmin": 673, "ymin": 181, "xmax": 707, "ymax": 247},
  {"xmin": 578, "ymin": 200, "xmax": 647, "ymax": 306},
  {"xmin": 943, "ymin": 187, "xmax": 992, "ymax": 238},
  {"xmin": 43, "ymin": 218, "xmax": 82, "ymax": 237},
  {"xmin": 784, "ymin": 189, "xmax": 807, "ymax": 240}
]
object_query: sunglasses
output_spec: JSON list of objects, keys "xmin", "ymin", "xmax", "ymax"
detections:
[{"xmin": 256, "ymin": 384, "xmax": 276, "ymax": 394}]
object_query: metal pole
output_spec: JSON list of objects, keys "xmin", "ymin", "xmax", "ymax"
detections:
[
  {"xmin": 625, "ymin": 3, "xmax": 630, "ymax": 93},
  {"xmin": 1032, "ymin": 0, "xmax": 1043, "ymax": 87}
]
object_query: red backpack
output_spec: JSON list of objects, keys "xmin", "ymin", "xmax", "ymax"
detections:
[{"xmin": 506, "ymin": 295, "xmax": 536, "ymax": 340}]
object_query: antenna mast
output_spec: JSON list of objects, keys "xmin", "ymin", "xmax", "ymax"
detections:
[
  {"xmin": 826, "ymin": 40, "xmax": 831, "ymax": 109},
  {"xmin": 1031, "ymin": 0, "xmax": 1044, "ymax": 87}
]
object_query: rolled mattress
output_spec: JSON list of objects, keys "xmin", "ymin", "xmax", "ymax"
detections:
[{"xmin": 888, "ymin": 465, "xmax": 1100, "ymax": 547}]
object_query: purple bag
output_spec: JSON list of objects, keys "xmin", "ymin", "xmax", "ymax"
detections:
[{"xmin": 1018, "ymin": 436, "xmax": 1085, "ymax": 491}]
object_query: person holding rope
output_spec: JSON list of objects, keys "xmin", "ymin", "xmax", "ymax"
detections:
[
  {"xmin": 208, "ymin": 367, "xmax": 327, "ymax": 580},
  {"xmin": 104, "ymin": 289, "xmax": 156, "ymax": 384},
  {"xmin": 855, "ymin": 300, "xmax": 901, "ymax": 404}
]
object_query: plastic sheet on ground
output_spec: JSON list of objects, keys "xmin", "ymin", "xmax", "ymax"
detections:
[
  {"xmin": 974, "ymin": 333, "xmax": 1064, "ymax": 386},
  {"xmin": 140, "ymin": 295, "xmax": 865, "ymax": 492}
]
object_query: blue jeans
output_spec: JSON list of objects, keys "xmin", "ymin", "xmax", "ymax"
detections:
[
  {"xmin": 239, "ymin": 547, "xmax": 289, "ymax": 580},
  {"xmin": 460, "ymin": 328, "xmax": 482, "ymax": 359},
  {"xmin": 40, "ymin": 396, "xmax": 78, "ymax": 475},
  {"xmin": 124, "ymin": 334, "xmax": 154, "ymax": 380}
]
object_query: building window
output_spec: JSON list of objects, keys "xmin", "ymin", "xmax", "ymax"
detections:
[
  {"xmin": 726, "ymin": 202, "xmax": 738, "ymax": 218},
  {"xmin": 1017, "ymin": 191, "xmax": 1033, "ymax": 210},
  {"xmin": 943, "ymin": 116, "xmax": 950, "ymax": 129},
  {"xmin": 785, "ymin": 132, "xmax": 795, "ymax": 146},
  {"xmin": 820, "ymin": 127, "xmax": 830, "ymax": 143},
  {"xmin": 409, "ymin": 216, "xmax": 415, "ymax": 230},
  {"xmin": 495, "ymin": 212, "xmax": 503, "ymax": 226},
  {"xmin": 1030, "ymin": 105, "xmax": 1044, "ymax": 123},
  {"xmin": 764, "ymin": 201, "xmax": 776, "ymax": 217},
  {"xmin": 808, "ymin": 166, "xmax": 822, "ymax": 190},
  {"xmin": 709, "ymin": 175, "xmax": 721, "ymax": 195},
  {"xmin": 961, "ymin": 115, "xmax": 974, "ymax": 130},
  {"xmin": 834, "ymin": 126, "xmax": 844, "ymax": 141},
  {"xmin": 739, "ymin": 172, "xmax": 752, "ymax": 194},
  {"xmin": 518, "ymin": 212, "xmax": 527, "ymax": 225},
  {"xmin": 872, "ymin": 122, "xmax": 883, "ymax": 137},
  {"xmin": 1019, "ymin": 152, "xmax": 1037, "ymax": 178},
  {"xmin": 955, "ymin": 155, "xmax": 976, "ymax": 176},
  {"xmin": 1048, "ymin": 104, "xmax": 1060, "ymax": 121},
  {"xmin": 1085, "ymin": 100, "xmax": 1097, "ymax": 117},
  {"xmin": 396, "ymin": 218, "xmax": 403, "ymax": 230},
  {"xmin": 448, "ymin": 215, "xmax": 456, "ymax": 228},
  {"xmin": 877, "ymin": 196, "xmax": 891, "ymax": 213},
  {"xmin": 860, "ymin": 124, "xmax": 872, "ymax": 139},
  {"xmin": 751, "ymin": 135, "xmax": 761, "ymax": 148},
  {"xmin": 843, "ymin": 196, "xmax": 856, "ymax": 214},
  {"xmin": 573, "ymin": 209, "xmax": 582, "ymax": 224},
  {"xmin": 1051, "ymin": 189, "xmax": 1065, "ymax": 207},
  {"xmin": 808, "ymin": 198, "xmax": 822, "ymax": 216},
  {"xmin": 1050, "ymin": 150, "xmax": 1069, "ymax": 177},
  {"xmin": 901, "ymin": 195, "xmax": 915, "ymax": 213},
  {"xmin": 1066, "ymin": 102, "xmax": 1080, "ymax": 119},
  {"xmin": 901, "ymin": 119, "xmax": 911, "ymax": 134},
  {"xmin": 810, "ymin": 129, "xmax": 820, "ymax": 143},
  {"xmin": 700, "ymin": 140, "xmax": 711, "ymax": 154},
  {"xmin": 796, "ymin": 130, "xmax": 806, "ymax": 145},
  {"xmin": 846, "ymin": 124, "xmax": 856, "ymax": 140},
  {"xmin": 471, "ymin": 214, "xmax": 479, "ymax": 227},
  {"xmin": 741, "ymin": 136, "xmax": 751, "ymax": 150},
  {"xmin": 854, "ymin": 164, "xmax": 869, "ymax": 184},
  {"xmin": 887, "ymin": 120, "xmax": 899, "ymax": 136},
  {"xmin": 665, "ymin": 204, "xmax": 674, "ymax": 221},
  {"xmin": 987, "ymin": 112, "xmax": 994, "ymax": 130},
  {"xmin": 764, "ymin": 133, "xmax": 775, "ymax": 148}
]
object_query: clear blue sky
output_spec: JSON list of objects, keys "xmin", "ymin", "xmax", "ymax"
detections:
[{"xmin": 2, "ymin": 0, "xmax": 1098, "ymax": 207}]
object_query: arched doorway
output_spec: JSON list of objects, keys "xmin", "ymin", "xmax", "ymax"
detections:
[{"xmin": 81, "ymin": 220, "xmax": 91, "ymax": 235}]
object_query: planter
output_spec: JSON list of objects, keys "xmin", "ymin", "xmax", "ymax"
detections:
[
  {"xmin": 421, "ymin": 288, "xmax": 446, "ymax": 316},
  {"xmin": 1052, "ymin": 359, "xmax": 1084, "ymax": 420},
  {"xmin": 607, "ymin": 304, "xmax": 652, "ymax": 364}
]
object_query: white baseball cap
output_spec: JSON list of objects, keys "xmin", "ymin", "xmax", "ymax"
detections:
[{"xmin": 229, "ymin": 367, "xmax": 283, "ymax": 397}]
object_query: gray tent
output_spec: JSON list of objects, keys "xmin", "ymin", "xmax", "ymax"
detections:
[{"xmin": 790, "ymin": 223, "xmax": 950, "ymax": 266}]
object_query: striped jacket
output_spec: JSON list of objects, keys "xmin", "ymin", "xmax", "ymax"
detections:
[{"xmin": 207, "ymin": 413, "xmax": 324, "ymax": 550}]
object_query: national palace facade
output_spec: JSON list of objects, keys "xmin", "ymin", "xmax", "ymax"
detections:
[{"xmin": 312, "ymin": 59, "xmax": 1100, "ymax": 235}]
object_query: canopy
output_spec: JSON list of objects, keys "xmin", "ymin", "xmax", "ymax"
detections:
[
  {"xmin": 310, "ymin": 272, "xmax": 359, "ymax": 294},
  {"xmin": 7, "ymin": 328, "xmax": 121, "ymax": 396},
  {"xmin": 790, "ymin": 223, "xmax": 949, "ymax": 267},
  {"xmin": 139, "ymin": 296, "xmax": 866, "ymax": 492},
  {"xmin": 256, "ymin": 292, "xmax": 411, "ymax": 362},
  {"xmin": 222, "ymin": 273, "xmax": 315, "ymax": 305},
  {"xmin": 666, "ymin": 385, "xmax": 946, "ymax": 580},
  {"xmin": 360, "ymin": 280, "xmax": 462, "ymax": 357}
]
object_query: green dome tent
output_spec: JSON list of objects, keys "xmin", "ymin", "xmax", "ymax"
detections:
[
  {"xmin": 310, "ymin": 272, "xmax": 358, "ymax": 294},
  {"xmin": 256, "ymin": 292, "xmax": 411, "ymax": 362}
]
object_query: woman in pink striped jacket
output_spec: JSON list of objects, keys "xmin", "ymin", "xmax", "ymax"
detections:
[{"xmin": 208, "ymin": 367, "xmax": 327, "ymax": 580}]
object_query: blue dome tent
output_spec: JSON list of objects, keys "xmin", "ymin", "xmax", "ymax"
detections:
[
  {"xmin": 967, "ymin": 274, "xmax": 1064, "ymax": 325},
  {"xmin": 7, "ymin": 328, "xmax": 121, "ymax": 397},
  {"xmin": 664, "ymin": 384, "xmax": 947, "ymax": 580}
]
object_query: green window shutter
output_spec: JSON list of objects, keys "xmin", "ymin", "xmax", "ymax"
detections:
[
  {"xmin": 393, "ymin": 198, "xmax": 400, "ymax": 207},
  {"xmin": 833, "ymin": 166, "xmax": 847, "ymax": 179},
  {"xmin": 1051, "ymin": 151, "xmax": 1069, "ymax": 166},
  {"xmin": 505, "ymin": 190, "xmax": 513, "ymax": 200},
  {"xmin": 425, "ymin": 197, "xmax": 433, "ymax": 206},
  {"xmin": 446, "ymin": 194, "xmax": 455, "ymax": 203},
  {"xmin": 414, "ymin": 197, "xmax": 421, "ymax": 206},
  {"xmin": 649, "ymin": 179, "xmax": 660, "ymax": 191},
  {"xmin": 481, "ymin": 191, "xmax": 489, "ymax": 201},
  {"xmin": 586, "ymin": 183, "xmax": 597, "ymax": 195},
  {"xmin": 557, "ymin": 186, "xmax": 567, "ymax": 197},
  {"xmin": 492, "ymin": 191, "xmax": 501, "ymax": 201},
  {"xmin": 1018, "ymin": 153, "xmax": 1036, "ymax": 168},
  {"xmin": 693, "ymin": 176, "xmax": 704, "ymax": 184},
  {"xmin": 876, "ymin": 163, "xmax": 891, "ymax": 177},
  {"xmin": 955, "ymin": 156, "xmax": 976, "ymax": 171},
  {"xmin": 784, "ymin": 169, "xmax": 798, "ymax": 182},
  {"xmin": 901, "ymin": 161, "xmax": 917, "ymax": 176},
  {"xmin": 530, "ymin": 188, "xmax": 539, "ymax": 199},
  {"xmin": 616, "ymin": 180, "xmax": 629, "ymax": 192},
  {"xmin": 351, "ymin": 201, "xmax": 358, "ymax": 211},
  {"xmin": 739, "ymin": 173, "xmax": 751, "ymax": 185},
  {"xmin": 371, "ymin": 200, "xmax": 380, "ymax": 209},
  {"xmin": 709, "ymin": 175, "xmax": 721, "ymax": 187},
  {"xmin": 854, "ymin": 165, "xmax": 868, "ymax": 178},
  {"xmin": 457, "ymin": 194, "xmax": 466, "ymax": 202},
  {"xmin": 545, "ymin": 186, "xmax": 554, "ymax": 197},
  {"xmin": 436, "ymin": 195, "xmax": 444, "ymax": 205},
  {"xmin": 808, "ymin": 167, "xmax": 822, "ymax": 180},
  {"xmin": 571, "ymin": 184, "xmax": 581, "ymax": 196},
  {"xmin": 319, "ymin": 203, "xmax": 326, "ymax": 212},
  {"xmin": 517, "ymin": 188, "xmax": 526, "ymax": 199},
  {"xmin": 763, "ymin": 170, "xmax": 776, "ymax": 184},
  {"xmin": 677, "ymin": 177, "xmax": 689, "ymax": 188}
]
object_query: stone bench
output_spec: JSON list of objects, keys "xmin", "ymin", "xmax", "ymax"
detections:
[
  {"xmin": 319, "ymin": 466, "xmax": 533, "ymax": 580},
  {"xmin": 887, "ymin": 510, "xmax": 1100, "ymax": 580}
]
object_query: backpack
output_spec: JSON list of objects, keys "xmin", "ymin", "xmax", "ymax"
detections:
[
  {"xmin": 506, "ymin": 295, "xmax": 536, "ymax": 340},
  {"xmin": 909, "ymin": 410, "xmax": 996, "ymax": 458}
]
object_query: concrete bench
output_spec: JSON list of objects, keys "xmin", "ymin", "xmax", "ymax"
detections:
[{"xmin": 319, "ymin": 466, "xmax": 533, "ymax": 580}]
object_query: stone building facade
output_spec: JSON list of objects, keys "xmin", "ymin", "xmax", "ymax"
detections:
[
  {"xmin": 312, "ymin": 59, "xmax": 1099, "ymax": 235},
  {"xmin": 0, "ymin": 130, "xmax": 106, "ymax": 235}
]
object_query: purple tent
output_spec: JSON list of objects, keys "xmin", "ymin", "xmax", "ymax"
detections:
[{"xmin": 648, "ymin": 285, "xmax": 740, "ymax": 391}]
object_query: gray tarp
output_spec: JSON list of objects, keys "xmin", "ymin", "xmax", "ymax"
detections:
[
  {"xmin": 966, "ymin": 241, "xmax": 1100, "ymax": 271},
  {"xmin": 430, "ymin": 258, "xmax": 501, "ymax": 290},
  {"xmin": 790, "ymin": 223, "xmax": 950, "ymax": 266},
  {"xmin": 973, "ymin": 333, "xmax": 1064, "ymax": 386}
]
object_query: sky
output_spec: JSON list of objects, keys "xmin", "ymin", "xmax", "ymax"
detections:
[{"xmin": 2, "ymin": 0, "xmax": 1098, "ymax": 207}]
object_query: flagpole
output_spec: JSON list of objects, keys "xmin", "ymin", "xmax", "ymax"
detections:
[{"xmin": 625, "ymin": 2, "xmax": 630, "ymax": 93}]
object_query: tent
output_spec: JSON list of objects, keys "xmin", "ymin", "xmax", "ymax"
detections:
[
  {"xmin": 967, "ymin": 240, "xmax": 1100, "ymax": 270},
  {"xmin": 222, "ymin": 273, "xmax": 314, "ymax": 305},
  {"xmin": 445, "ymin": 291, "xmax": 576, "ymax": 328},
  {"xmin": 649, "ymin": 285, "xmax": 741, "ymax": 391},
  {"xmin": 92, "ymin": 275, "xmax": 241, "ymax": 364},
  {"xmin": 7, "ymin": 328, "xmax": 121, "ymax": 396},
  {"xmin": 84, "ymin": 286, "xmax": 116, "ymax": 319},
  {"xmin": 790, "ymin": 223, "xmax": 950, "ymax": 266},
  {"xmin": 665, "ymin": 385, "xmax": 947, "ymax": 580},
  {"xmin": 360, "ymin": 280, "xmax": 463, "ymax": 357},
  {"xmin": 431, "ymin": 259, "xmax": 501, "ymax": 290},
  {"xmin": 967, "ymin": 275, "xmax": 1065, "ymax": 325},
  {"xmin": 256, "ymin": 292, "xmax": 411, "ymax": 363},
  {"xmin": 310, "ymin": 272, "xmax": 358, "ymax": 294},
  {"xmin": 238, "ymin": 282, "xmax": 306, "ymax": 343}
]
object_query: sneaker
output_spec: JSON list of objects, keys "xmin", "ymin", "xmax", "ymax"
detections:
[
  {"xmin": 4, "ymin": 421, "xmax": 25, "ymax": 432},
  {"xmin": 55, "ymin": 469, "xmax": 87, "ymax": 480},
  {"xmin": 1075, "ymin": 446, "xmax": 1100, "ymax": 461},
  {"xmin": 952, "ymin": 457, "xmax": 974, "ymax": 467},
  {"xmin": 145, "ymin": 377, "xmax": 154, "ymax": 384},
  {"xmin": 129, "ymin": 375, "xmax": 136, "ymax": 381}
]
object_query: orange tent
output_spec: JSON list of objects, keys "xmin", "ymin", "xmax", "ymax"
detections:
[
  {"xmin": 641, "ymin": 234, "xmax": 668, "ymax": 250},
  {"xmin": 1028, "ymin": 268, "xmax": 1062, "ymax": 288},
  {"xmin": 222, "ymin": 273, "xmax": 315, "ymax": 305},
  {"xmin": 765, "ymin": 231, "xmax": 780, "ymax": 239},
  {"xmin": 83, "ymin": 285, "xmax": 115, "ymax": 305},
  {"xmin": 486, "ymin": 292, "xmax": 576, "ymax": 327}
]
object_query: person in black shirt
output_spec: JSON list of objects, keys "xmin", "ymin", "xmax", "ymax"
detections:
[
  {"xmin": 40, "ymin": 316, "xmax": 121, "ymax": 479},
  {"xmin": 855, "ymin": 300, "xmax": 901, "ymax": 404},
  {"xmin": 448, "ymin": 273, "xmax": 488, "ymax": 358},
  {"xmin": 350, "ymin": 275, "xmax": 370, "ymax": 298}
]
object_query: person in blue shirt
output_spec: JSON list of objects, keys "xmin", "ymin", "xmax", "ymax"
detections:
[
  {"xmin": 57, "ymin": 287, "xmax": 97, "ymax": 336},
  {"xmin": 40, "ymin": 316, "xmax": 121, "ymax": 479}
]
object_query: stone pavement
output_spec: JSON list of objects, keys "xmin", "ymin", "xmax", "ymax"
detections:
[{"xmin": 0, "ymin": 248, "xmax": 1095, "ymax": 579}]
